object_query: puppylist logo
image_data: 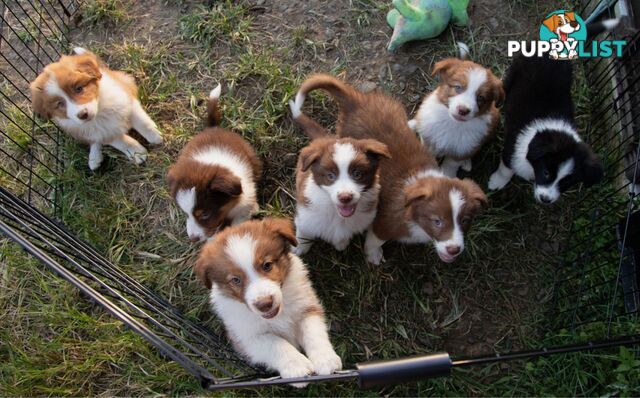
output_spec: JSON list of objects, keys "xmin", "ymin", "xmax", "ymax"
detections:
[{"xmin": 508, "ymin": 10, "xmax": 625, "ymax": 59}]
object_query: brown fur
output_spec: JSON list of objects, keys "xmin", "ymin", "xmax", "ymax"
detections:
[
  {"xmin": 195, "ymin": 218, "xmax": 297, "ymax": 300},
  {"xmin": 292, "ymin": 74, "xmax": 488, "ymax": 243}
]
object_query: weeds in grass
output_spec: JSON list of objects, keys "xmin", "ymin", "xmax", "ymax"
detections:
[
  {"xmin": 81, "ymin": 0, "xmax": 129, "ymax": 27},
  {"xmin": 179, "ymin": 1, "xmax": 252, "ymax": 48}
]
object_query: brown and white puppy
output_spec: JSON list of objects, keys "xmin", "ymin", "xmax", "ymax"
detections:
[
  {"xmin": 293, "ymin": 136, "xmax": 390, "ymax": 255},
  {"xmin": 30, "ymin": 47, "xmax": 162, "ymax": 170},
  {"xmin": 290, "ymin": 74, "xmax": 488, "ymax": 264},
  {"xmin": 195, "ymin": 218, "xmax": 342, "ymax": 385},
  {"xmin": 167, "ymin": 85, "xmax": 261, "ymax": 242},
  {"xmin": 408, "ymin": 44, "xmax": 504, "ymax": 177}
]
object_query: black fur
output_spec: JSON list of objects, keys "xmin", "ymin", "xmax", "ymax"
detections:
[{"xmin": 500, "ymin": 55, "xmax": 603, "ymax": 199}]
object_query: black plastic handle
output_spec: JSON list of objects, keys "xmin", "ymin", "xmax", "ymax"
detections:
[{"xmin": 356, "ymin": 352, "xmax": 452, "ymax": 389}]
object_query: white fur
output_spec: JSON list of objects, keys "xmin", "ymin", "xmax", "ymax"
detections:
[
  {"xmin": 447, "ymin": 68, "xmax": 488, "ymax": 121},
  {"xmin": 534, "ymin": 158, "xmax": 574, "ymax": 203},
  {"xmin": 365, "ymin": 228, "xmax": 386, "ymax": 265},
  {"xmin": 176, "ymin": 147, "xmax": 258, "ymax": 241},
  {"xmin": 295, "ymin": 142, "xmax": 380, "ymax": 254},
  {"xmin": 210, "ymin": 246, "xmax": 341, "ymax": 386},
  {"xmin": 457, "ymin": 41, "xmax": 470, "ymax": 59},
  {"xmin": 433, "ymin": 190, "xmax": 464, "ymax": 261},
  {"xmin": 47, "ymin": 68, "xmax": 162, "ymax": 169},
  {"xmin": 210, "ymin": 83, "xmax": 222, "ymax": 100},
  {"xmin": 289, "ymin": 91, "xmax": 306, "ymax": 119},
  {"xmin": 489, "ymin": 117, "xmax": 580, "ymax": 192},
  {"xmin": 410, "ymin": 90, "xmax": 493, "ymax": 177}
]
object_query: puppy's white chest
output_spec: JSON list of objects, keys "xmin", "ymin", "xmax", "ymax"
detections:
[{"xmin": 414, "ymin": 94, "xmax": 491, "ymax": 158}]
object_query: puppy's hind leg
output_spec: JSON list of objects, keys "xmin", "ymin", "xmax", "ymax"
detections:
[
  {"xmin": 488, "ymin": 160, "xmax": 514, "ymax": 190},
  {"xmin": 131, "ymin": 100, "xmax": 163, "ymax": 145},
  {"xmin": 365, "ymin": 228, "xmax": 386, "ymax": 265},
  {"xmin": 441, "ymin": 157, "xmax": 463, "ymax": 178}
]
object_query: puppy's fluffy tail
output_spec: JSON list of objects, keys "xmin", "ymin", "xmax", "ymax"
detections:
[
  {"xmin": 587, "ymin": 18, "xmax": 620, "ymax": 38},
  {"xmin": 289, "ymin": 74, "xmax": 359, "ymax": 139},
  {"xmin": 457, "ymin": 42, "xmax": 471, "ymax": 59},
  {"xmin": 206, "ymin": 84, "xmax": 222, "ymax": 127}
]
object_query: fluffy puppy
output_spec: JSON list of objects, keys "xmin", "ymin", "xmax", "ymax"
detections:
[
  {"xmin": 290, "ymin": 74, "xmax": 487, "ymax": 264},
  {"xmin": 30, "ymin": 47, "xmax": 162, "ymax": 170},
  {"xmin": 488, "ymin": 55, "xmax": 603, "ymax": 203},
  {"xmin": 167, "ymin": 85, "xmax": 261, "ymax": 242},
  {"xmin": 195, "ymin": 218, "xmax": 342, "ymax": 385},
  {"xmin": 409, "ymin": 44, "xmax": 504, "ymax": 177},
  {"xmin": 292, "ymin": 136, "xmax": 390, "ymax": 255}
]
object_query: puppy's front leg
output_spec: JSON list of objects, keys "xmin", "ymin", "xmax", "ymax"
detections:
[
  {"xmin": 441, "ymin": 157, "xmax": 463, "ymax": 178},
  {"xmin": 131, "ymin": 100, "xmax": 163, "ymax": 145},
  {"xmin": 298, "ymin": 313, "xmax": 342, "ymax": 375},
  {"xmin": 88, "ymin": 143, "xmax": 103, "ymax": 170},
  {"xmin": 108, "ymin": 135, "xmax": 148, "ymax": 165},
  {"xmin": 240, "ymin": 333, "xmax": 313, "ymax": 388},
  {"xmin": 488, "ymin": 160, "xmax": 514, "ymax": 190},
  {"xmin": 365, "ymin": 228, "xmax": 386, "ymax": 265}
]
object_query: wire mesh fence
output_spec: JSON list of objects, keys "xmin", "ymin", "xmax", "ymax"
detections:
[{"xmin": 1, "ymin": 0, "xmax": 640, "ymax": 392}]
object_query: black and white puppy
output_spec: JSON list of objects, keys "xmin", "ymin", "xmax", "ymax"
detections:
[{"xmin": 488, "ymin": 55, "xmax": 603, "ymax": 203}]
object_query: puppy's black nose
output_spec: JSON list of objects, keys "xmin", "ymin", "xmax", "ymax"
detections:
[
  {"xmin": 570, "ymin": 21, "xmax": 579, "ymax": 28},
  {"xmin": 539, "ymin": 195, "xmax": 552, "ymax": 204},
  {"xmin": 77, "ymin": 110, "xmax": 89, "ymax": 120},
  {"xmin": 457, "ymin": 106, "xmax": 470, "ymax": 116}
]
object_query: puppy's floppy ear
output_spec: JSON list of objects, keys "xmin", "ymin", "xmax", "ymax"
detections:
[
  {"xmin": 527, "ymin": 133, "xmax": 555, "ymax": 162},
  {"xmin": 578, "ymin": 143, "xmax": 604, "ymax": 187},
  {"xmin": 209, "ymin": 173, "xmax": 242, "ymax": 197},
  {"xmin": 461, "ymin": 178, "xmax": 489, "ymax": 208},
  {"xmin": 492, "ymin": 77, "xmax": 506, "ymax": 108},
  {"xmin": 166, "ymin": 166, "xmax": 178, "ymax": 197},
  {"xmin": 298, "ymin": 144, "xmax": 323, "ymax": 172},
  {"xmin": 432, "ymin": 58, "xmax": 460, "ymax": 79},
  {"xmin": 565, "ymin": 11, "xmax": 575, "ymax": 21},
  {"xmin": 74, "ymin": 54, "xmax": 102, "ymax": 81},
  {"xmin": 404, "ymin": 183, "xmax": 432, "ymax": 208},
  {"xmin": 30, "ymin": 74, "xmax": 51, "ymax": 120},
  {"xmin": 361, "ymin": 139, "xmax": 391, "ymax": 161},
  {"xmin": 264, "ymin": 218, "xmax": 298, "ymax": 247},
  {"xmin": 194, "ymin": 250, "xmax": 214, "ymax": 290},
  {"xmin": 542, "ymin": 15, "xmax": 558, "ymax": 32}
]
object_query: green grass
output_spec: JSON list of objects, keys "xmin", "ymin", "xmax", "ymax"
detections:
[{"xmin": 1, "ymin": 0, "xmax": 639, "ymax": 395}]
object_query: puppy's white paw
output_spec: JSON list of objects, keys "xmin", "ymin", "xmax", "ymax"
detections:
[
  {"xmin": 366, "ymin": 246, "xmax": 385, "ymax": 265},
  {"xmin": 279, "ymin": 354, "xmax": 314, "ymax": 388},
  {"xmin": 333, "ymin": 239, "xmax": 349, "ymax": 252},
  {"xmin": 461, "ymin": 159, "xmax": 472, "ymax": 172},
  {"xmin": 131, "ymin": 150, "xmax": 148, "ymax": 165},
  {"xmin": 88, "ymin": 153, "xmax": 103, "ymax": 171},
  {"xmin": 73, "ymin": 47, "xmax": 87, "ymax": 55},
  {"xmin": 309, "ymin": 350, "xmax": 342, "ymax": 375},
  {"xmin": 488, "ymin": 171, "xmax": 508, "ymax": 191},
  {"xmin": 145, "ymin": 128, "xmax": 163, "ymax": 145}
]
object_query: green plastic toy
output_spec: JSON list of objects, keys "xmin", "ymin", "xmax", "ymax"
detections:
[{"xmin": 386, "ymin": 0, "xmax": 470, "ymax": 51}]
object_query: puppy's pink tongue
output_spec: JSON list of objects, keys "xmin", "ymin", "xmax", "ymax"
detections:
[{"xmin": 337, "ymin": 204, "xmax": 356, "ymax": 217}]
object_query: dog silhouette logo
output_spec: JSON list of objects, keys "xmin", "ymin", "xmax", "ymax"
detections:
[{"xmin": 539, "ymin": 10, "xmax": 587, "ymax": 60}]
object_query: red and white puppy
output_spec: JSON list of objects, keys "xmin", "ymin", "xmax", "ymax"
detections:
[
  {"xmin": 290, "ymin": 74, "xmax": 488, "ymax": 264},
  {"xmin": 409, "ymin": 44, "xmax": 503, "ymax": 177},
  {"xmin": 292, "ymin": 136, "xmax": 390, "ymax": 255},
  {"xmin": 195, "ymin": 218, "xmax": 342, "ymax": 385},
  {"xmin": 30, "ymin": 47, "xmax": 162, "ymax": 170},
  {"xmin": 167, "ymin": 85, "xmax": 261, "ymax": 242}
]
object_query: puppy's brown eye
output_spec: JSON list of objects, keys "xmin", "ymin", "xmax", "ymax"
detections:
[
  {"xmin": 432, "ymin": 218, "xmax": 443, "ymax": 227},
  {"xmin": 352, "ymin": 170, "xmax": 362, "ymax": 179},
  {"xmin": 477, "ymin": 95, "xmax": 486, "ymax": 103},
  {"xmin": 56, "ymin": 100, "xmax": 65, "ymax": 109},
  {"xmin": 262, "ymin": 262, "xmax": 273, "ymax": 272},
  {"xmin": 198, "ymin": 211, "xmax": 212, "ymax": 220},
  {"xmin": 74, "ymin": 86, "xmax": 83, "ymax": 93},
  {"xmin": 461, "ymin": 217, "xmax": 471, "ymax": 225},
  {"xmin": 230, "ymin": 276, "xmax": 241, "ymax": 285}
]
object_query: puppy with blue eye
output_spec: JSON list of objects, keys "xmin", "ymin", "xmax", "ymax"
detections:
[{"xmin": 292, "ymin": 136, "xmax": 390, "ymax": 255}]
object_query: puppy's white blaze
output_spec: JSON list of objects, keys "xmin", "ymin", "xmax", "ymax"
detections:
[
  {"xmin": 457, "ymin": 41, "xmax": 470, "ymax": 59},
  {"xmin": 405, "ymin": 168, "xmax": 447, "ymax": 185},
  {"xmin": 176, "ymin": 187, "xmax": 207, "ymax": 240},
  {"xmin": 328, "ymin": 142, "xmax": 361, "ymax": 202},
  {"xmin": 449, "ymin": 68, "xmax": 487, "ymax": 118},
  {"xmin": 435, "ymin": 189, "xmax": 465, "ymax": 255},
  {"xmin": 224, "ymin": 234, "xmax": 282, "ymax": 314},
  {"xmin": 534, "ymin": 158, "xmax": 575, "ymax": 203},
  {"xmin": 45, "ymin": 74, "xmax": 98, "ymax": 124},
  {"xmin": 73, "ymin": 47, "xmax": 87, "ymax": 55},
  {"xmin": 209, "ymin": 83, "xmax": 222, "ymax": 100}
]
